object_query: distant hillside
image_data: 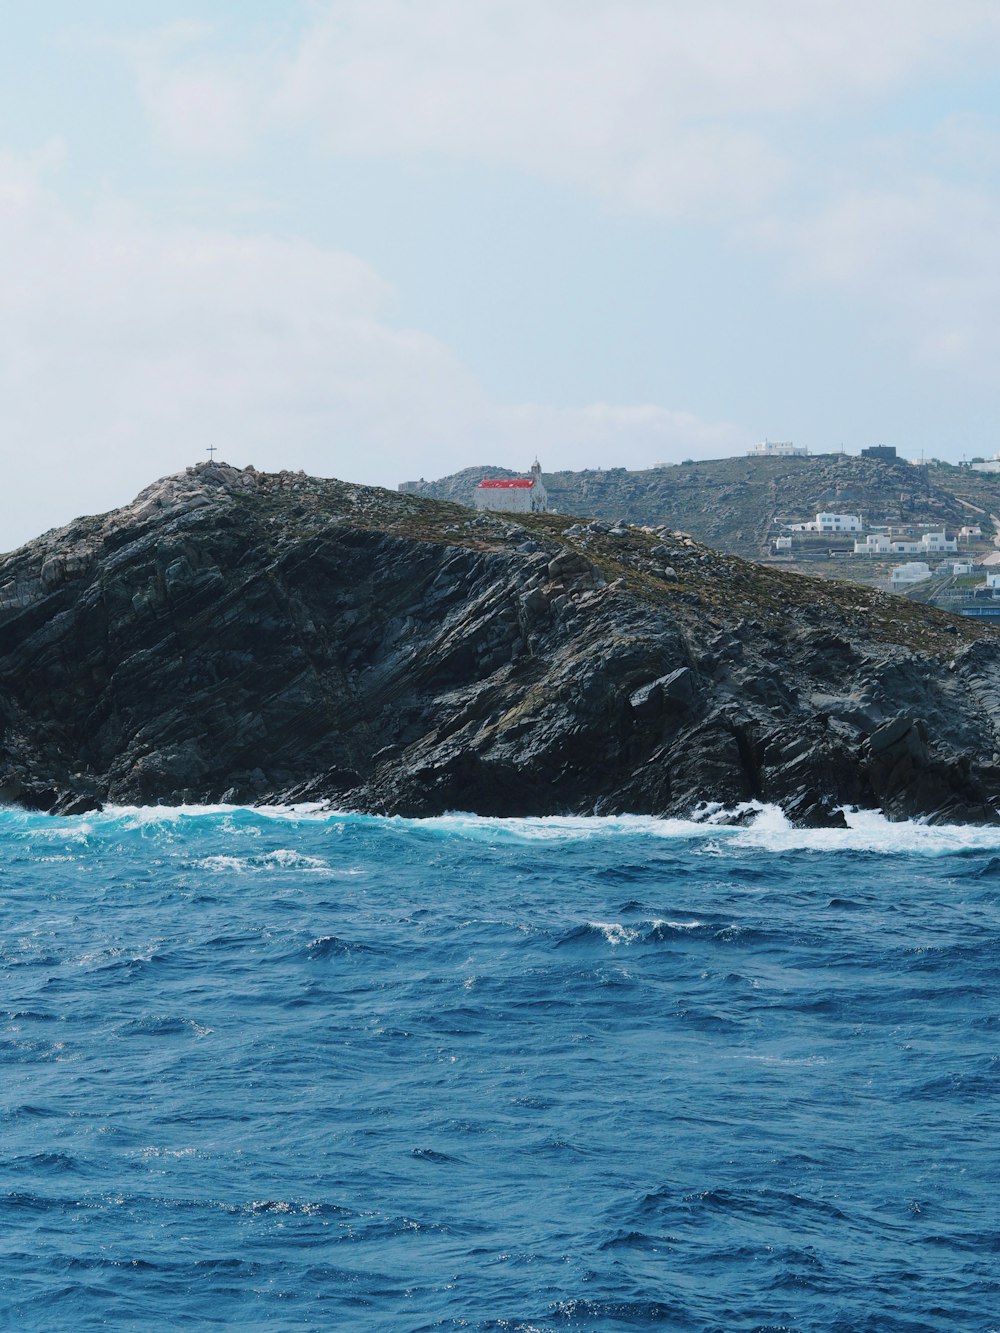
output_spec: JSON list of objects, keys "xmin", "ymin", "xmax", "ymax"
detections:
[{"xmin": 404, "ymin": 456, "xmax": 1000, "ymax": 558}]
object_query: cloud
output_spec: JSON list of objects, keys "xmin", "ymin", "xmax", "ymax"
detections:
[
  {"xmin": 0, "ymin": 146, "xmax": 737, "ymax": 549},
  {"xmin": 766, "ymin": 178, "xmax": 1000, "ymax": 377},
  {"xmin": 120, "ymin": 21, "xmax": 262, "ymax": 155},
  {"xmin": 127, "ymin": 1, "xmax": 1000, "ymax": 217},
  {"xmin": 108, "ymin": 2, "xmax": 1000, "ymax": 386}
]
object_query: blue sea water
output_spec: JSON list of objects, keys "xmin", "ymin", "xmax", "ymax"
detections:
[{"xmin": 1, "ymin": 804, "xmax": 998, "ymax": 1332}]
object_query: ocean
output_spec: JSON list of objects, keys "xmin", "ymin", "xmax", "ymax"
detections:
[{"xmin": 1, "ymin": 804, "xmax": 997, "ymax": 1332}]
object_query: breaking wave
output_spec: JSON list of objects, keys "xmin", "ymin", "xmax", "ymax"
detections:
[{"xmin": 3, "ymin": 800, "xmax": 1000, "ymax": 858}]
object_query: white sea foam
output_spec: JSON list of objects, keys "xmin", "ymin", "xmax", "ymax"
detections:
[
  {"xmin": 103, "ymin": 801, "xmax": 328, "ymax": 826},
  {"xmin": 5, "ymin": 799, "xmax": 1000, "ymax": 856},
  {"xmin": 726, "ymin": 805, "xmax": 1000, "ymax": 856},
  {"xmin": 197, "ymin": 854, "xmax": 247, "ymax": 873},
  {"xmin": 387, "ymin": 805, "xmax": 1000, "ymax": 855},
  {"xmin": 588, "ymin": 921, "xmax": 642, "ymax": 946},
  {"xmin": 196, "ymin": 849, "xmax": 330, "ymax": 873}
]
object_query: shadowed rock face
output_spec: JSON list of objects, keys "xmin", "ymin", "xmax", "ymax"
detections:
[{"xmin": 2, "ymin": 462, "xmax": 1000, "ymax": 824}]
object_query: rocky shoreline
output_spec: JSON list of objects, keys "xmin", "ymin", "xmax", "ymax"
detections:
[{"xmin": 2, "ymin": 462, "xmax": 999, "ymax": 825}]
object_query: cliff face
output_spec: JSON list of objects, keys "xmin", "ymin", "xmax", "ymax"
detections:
[{"xmin": 2, "ymin": 462, "xmax": 1000, "ymax": 824}]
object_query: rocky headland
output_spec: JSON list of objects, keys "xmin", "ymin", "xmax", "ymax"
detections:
[{"xmin": 2, "ymin": 461, "xmax": 1000, "ymax": 825}]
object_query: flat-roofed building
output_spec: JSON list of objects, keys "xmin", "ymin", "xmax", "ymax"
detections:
[{"xmin": 748, "ymin": 439, "xmax": 809, "ymax": 458}]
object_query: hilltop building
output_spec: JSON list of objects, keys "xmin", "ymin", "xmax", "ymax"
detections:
[
  {"xmin": 748, "ymin": 439, "xmax": 809, "ymax": 458},
  {"xmin": 860, "ymin": 445, "xmax": 897, "ymax": 461},
  {"xmin": 971, "ymin": 454, "xmax": 1000, "ymax": 473},
  {"xmin": 473, "ymin": 460, "xmax": 548, "ymax": 514}
]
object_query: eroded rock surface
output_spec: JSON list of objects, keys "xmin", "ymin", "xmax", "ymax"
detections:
[{"xmin": 1, "ymin": 461, "xmax": 999, "ymax": 824}]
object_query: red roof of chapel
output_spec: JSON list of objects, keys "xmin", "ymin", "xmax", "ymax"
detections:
[{"xmin": 477, "ymin": 478, "xmax": 536, "ymax": 489}]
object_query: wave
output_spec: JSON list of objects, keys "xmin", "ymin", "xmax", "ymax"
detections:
[
  {"xmin": 557, "ymin": 918, "xmax": 764, "ymax": 949},
  {"xmin": 196, "ymin": 850, "xmax": 331, "ymax": 874},
  {"xmin": 4, "ymin": 800, "xmax": 1000, "ymax": 856},
  {"xmin": 306, "ymin": 935, "xmax": 381, "ymax": 959}
]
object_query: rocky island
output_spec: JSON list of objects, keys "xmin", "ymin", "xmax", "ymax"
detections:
[{"xmin": 1, "ymin": 461, "xmax": 999, "ymax": 825}]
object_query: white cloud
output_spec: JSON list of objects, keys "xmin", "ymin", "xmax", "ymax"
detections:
[
  {"xmin": 0, "ymin": 147, "xmax": 736, "ymax": 549},
  {"xmin": 120, "ymin": 21, "xmax": 263, "ymax": 156},
  {"xmin": 768, "ymin": 178, "xmax": 1000, "ymax": 376},
  {"xmin": 107, "ymin": 1, "xmax": 1000, "ymax": 388},
  {"xmin": 127, "ymin": 1, "xmax": 1000, "ymax": 217}
]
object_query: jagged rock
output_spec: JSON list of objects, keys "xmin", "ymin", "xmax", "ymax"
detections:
[
  {"xmin": 0, "ymin": 463, "xmax": 999, "ymax": 823},
  {"xmin": 662, "ymin": 667, "xmax": 698, "ymax": 705},
  {"xmin": 868, "ymin": 715, "xmax": 920, "ymax": 754},
  {"xmin": 783, "ymin": 789, "xmax": 849, "ymax": 829}
]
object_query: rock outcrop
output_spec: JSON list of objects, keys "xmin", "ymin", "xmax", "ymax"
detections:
[{"xmin": 2, "ymin": 462, "xmax": 1000, "ymax": 824}]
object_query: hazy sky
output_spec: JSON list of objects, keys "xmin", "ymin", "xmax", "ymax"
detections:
[{"xmin": 3, "ymin": 1, "xmax": 1000, "ymax": 547}]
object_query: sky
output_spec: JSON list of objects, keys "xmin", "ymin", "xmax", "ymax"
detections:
[{"xmin": 3, "ymin": 1, "xmax": 1000, "ymax": 548}]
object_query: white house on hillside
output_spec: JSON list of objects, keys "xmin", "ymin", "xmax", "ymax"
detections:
[
  {"xmin": 854, "ymin": 531, "xmax": 957, "ymax": 556},
  {"xmin": 921, "ymin": 531, "xmax": 958, "ymax": 553},
  {"xmin": 791, "ymin": 512, "xmax": 863, "ymax": 533},
  {"xmin": 890, "ymin": 561, "xmax": 932, "ymax": 589},
  {"xmin": 854, "ymin": 534, "xmax": 897, "ymax": 554}
]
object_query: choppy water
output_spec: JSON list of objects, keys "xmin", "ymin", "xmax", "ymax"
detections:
[{"xmin": 1, "ymin": 803, "xmax": 998, "ymax": 1331}]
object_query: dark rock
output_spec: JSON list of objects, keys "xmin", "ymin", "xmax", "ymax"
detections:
[
  {"xmin": 1, "ymin": 463, "xmax": 999, "ymax": 824},
  {"xmin": 662, "ymin": 667, "xmax": 698, "ymax": 706},
  {"xmin": 783, "ymin": 789, "xmax": 849, "ymax": 829},
  {"xmin": 51, "ymin": 791, "xmax": 103, "ymax": 816},
  {"xmin": 868, "ymin": 715, "xmax": 916, "ymax": 753}
]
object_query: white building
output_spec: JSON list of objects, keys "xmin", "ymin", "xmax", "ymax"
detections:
[
  {"xmin": 854, "ymin": 534, "xmax": 896, "ymax": 554},
  {"xmin": 791, "ymin": 512, "xmax": 863, "ymax": 533},
  {"xmin": 890, "ymin": 561, "xmax": 932, "ymax": 589},
  {"xmin": 473, "ymin": 460, "xmax": 548, "ymax": 513},
  {"xmin": 774, "ymin": 535, "xmax": 793, "ymax": 551},
  {"xmin": 854, "ymin": 532, "xmax": 956, "ymax": 556},
  {"xmin": 950, "ymin": 562, "xmax": 974, "ymax": 575},
  {"xmin": 920, "ymin": 531, "xmax": 957, "ymax": 553},
  {"xmin": 986, "ymin": 573, "xmax": 1000, "ymax": 591},
  {"xmin": 749, "ymin": 439, "xmax": 809, "ymax": 458},
  {"xmin": 959, "ymin": 525, "xmax": 983, "ymax": 539},
  {"xmin": 971, "ymin": 454, "xmax": 1000, "ymax": 473}
]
